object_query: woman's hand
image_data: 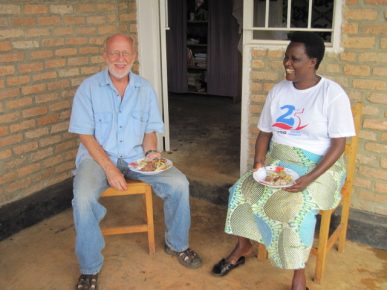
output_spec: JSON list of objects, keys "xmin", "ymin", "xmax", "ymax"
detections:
[
  {"xmin": 253, "ymin": 162, "xmax": 265, "ymax": 171},
  {"xmin": 284, "ymin": 173, "xmax": 315, "ymax": 193}
]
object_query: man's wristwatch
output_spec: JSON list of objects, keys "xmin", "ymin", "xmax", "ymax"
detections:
[{"xmin": 145, "ymin": 149, "xmax": 158, "ymax": 157}]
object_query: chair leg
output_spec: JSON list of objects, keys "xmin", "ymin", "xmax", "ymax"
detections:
[
  {"xmin": 338, "ymin": 195, "xmax": 350, "ymax": 253},
  {"xmin": 314, "ymin": 211, "xmax": 331, "ymax": 284},
  {"xmin": 144, "ymin": 188, "xmax": 156, "ymax": 255},
  {"xmin": 257, "ymin": 243, "xmax": 267, "ymax": 261}
]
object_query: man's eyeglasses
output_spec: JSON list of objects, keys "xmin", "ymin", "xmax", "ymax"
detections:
[{"xmin": 107, "ymin": 51, "xmax": 132, "ymax": 59}]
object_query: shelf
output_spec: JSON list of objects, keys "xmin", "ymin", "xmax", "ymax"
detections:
[
  {"xmin": 187, "ymin": 20, "xmax": 208, "ymax": 24},
  {"xmin": 187, "ymin": 43, "xmax": 207, "ymax": 47},
  {"xmin": 187, "ymin": 65, "xmax": 207, "ymax": 70}
]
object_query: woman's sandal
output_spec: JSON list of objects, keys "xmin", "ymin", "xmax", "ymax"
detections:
[
  {"xmin": 212, "ymin": 256, "xmax": 246, "ymax": 276},
  {"xmin": 75, "ymin": 274, "xmax": 98, "ymax": 290}
]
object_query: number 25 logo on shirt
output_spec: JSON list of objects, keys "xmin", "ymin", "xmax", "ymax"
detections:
[{"xmin": 272, "ymin": 105, "xmax": 308, "ymax": 131}]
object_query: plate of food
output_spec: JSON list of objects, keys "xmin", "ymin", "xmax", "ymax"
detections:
[
  {"xmin": 253, "ymin": 166, "xmax": 299, "ymax": 188},
  {"xmin": 128, "ymin": 158, "xmax": 173, "ymax": 175}
]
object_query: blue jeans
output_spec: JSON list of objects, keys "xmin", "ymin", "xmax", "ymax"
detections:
[{"xmin": 72, "ymin": 158, "xmax": 191, "ymax": 274}]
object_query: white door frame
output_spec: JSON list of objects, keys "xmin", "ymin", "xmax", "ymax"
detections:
[{"xmin": 137, "ymin": 0, "xmax": 170, "ymax": 152}]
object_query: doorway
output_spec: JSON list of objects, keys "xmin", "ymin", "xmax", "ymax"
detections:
[{"xmin": 165, "ymin": 0, "xmax": 242, "ymax": 187}]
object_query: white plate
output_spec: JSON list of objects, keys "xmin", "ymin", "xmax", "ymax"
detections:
[
  {"xmin": 253, "ymin": 166, "xmax": 299, "ymax": 188},
  {"xmin": 128, "ymin": 158, "xmax": 173, "ymax": 175}
]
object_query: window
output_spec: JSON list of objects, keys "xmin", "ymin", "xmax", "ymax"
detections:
[{"xmin": 244, "ymin": 0, "xmax": 341, "ymax": 49}]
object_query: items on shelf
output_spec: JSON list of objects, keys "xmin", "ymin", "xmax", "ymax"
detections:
[
  {"xmin": 187, "ymin": 71, "xmax": 207, "ymax": 93},
  {"xmin": 193, "ymin": 52, "xmax": 207, "ymax": 68}
]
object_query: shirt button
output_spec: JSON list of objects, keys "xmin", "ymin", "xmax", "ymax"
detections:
[{"xmin": 120, "ymin": 140, "xmax": 123, "ymax": 143}]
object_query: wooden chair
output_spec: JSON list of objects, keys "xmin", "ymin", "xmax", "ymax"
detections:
[
  {"xmin": 100, "ymin": 180, "xmax": 156, "ymax": 255},
  {"xmin": 258, "ymin": 102, "xmax": 363, "ymax": 284}
]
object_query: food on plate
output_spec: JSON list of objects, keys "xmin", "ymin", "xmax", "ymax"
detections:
[
  {"xmin": 264, "ymin": 166, "xmax": 294, "ymax": 186},
  {"xmin": 131, "ymin": 158, "xmax": 170, "ymax": 172}
]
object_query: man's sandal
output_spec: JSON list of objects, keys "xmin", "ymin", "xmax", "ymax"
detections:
[
  {"xmin": 164, "ymin": 244, "xmax": 202, "ymax": 269},
  {"xmin": 75, "ymin": 274, "xmax": 98, "ymax": 290}
]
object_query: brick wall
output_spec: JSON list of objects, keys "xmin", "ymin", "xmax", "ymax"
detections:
[
  {"xmin": 0, "ymin": 0, "xmax": 137, "ymax": 207},
  {"xmin": 247, "ymin": 2, "xmax": 387, "ymax": 215}
]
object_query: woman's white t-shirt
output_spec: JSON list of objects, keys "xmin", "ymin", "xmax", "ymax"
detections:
[{"xmin": 258, "ymin": 77, "xmax": 356, "ymax": 155}]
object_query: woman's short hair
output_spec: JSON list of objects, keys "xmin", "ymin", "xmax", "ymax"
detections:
[{"xmin": 288, "ymin": 32, "xmax": 325, "ymax": 69}]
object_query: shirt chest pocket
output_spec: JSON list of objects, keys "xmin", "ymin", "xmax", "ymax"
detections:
[
  {"xmin": 95, "ymin": 113, "xmax": 113, "ymax": 143},
  {"xmin": 130, "ymin": 111, "xmax": 147, "ymax": 137}
]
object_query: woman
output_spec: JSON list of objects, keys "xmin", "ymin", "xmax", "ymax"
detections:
[{"xmin": 212, "ymin": 32, "xmax": 355, "ymax": 290}]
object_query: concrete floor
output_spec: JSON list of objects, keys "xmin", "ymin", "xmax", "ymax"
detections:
[
  {"xmin": 1, "ymin": 95, "xmax": 386, "ymax": 290},
  {"xmin": 1, "ymin": 197, "xmax": 386, "ymax": 290}
]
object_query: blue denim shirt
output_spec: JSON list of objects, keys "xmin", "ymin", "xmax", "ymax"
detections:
[{"xmin": 69, "ymin": 69, "xmax": 164, "ymax": 167}]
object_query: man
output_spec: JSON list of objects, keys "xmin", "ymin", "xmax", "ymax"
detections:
[{"xmin": 69, "ymin": 33, "xmax": 202, "ymax": 290}]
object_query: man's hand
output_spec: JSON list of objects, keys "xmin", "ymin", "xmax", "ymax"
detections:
[
  {"xmin": 145, "ymin": 151, "xmax": 161, "ymax": 161},
  {"xmin": 105, "ymin": 165, "xmax": 128, "ymax": 191}
]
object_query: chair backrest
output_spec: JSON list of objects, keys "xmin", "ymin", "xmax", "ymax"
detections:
[{"xmin": 343, "ymin": 102, "xmax": 363, "ymax": 191}]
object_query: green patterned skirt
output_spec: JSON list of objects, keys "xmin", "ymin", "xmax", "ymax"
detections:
[{"xmin": 224, "ymin": 143, "xmax": 345, "ymax": 269}]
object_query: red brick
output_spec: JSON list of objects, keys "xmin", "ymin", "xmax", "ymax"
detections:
[
  {"xmin": 10, "ymin": 120, "xmax": 36, "ymax": 133},
  {"xmin": 50, "ymin": 121, "xmax": 69, "ymax": 133},
  {"xmin": 49, "ymin": 101, "xmax": 71, "ymax": 112},
  {"xmin": 76, "ymin": 27, "xmax": 97, "ymax": 35},
  {"xmin": 55, "ymin": 160, "xmax": 76, "ymax": 173},
  {"xmin": 0, "ymin": 41, "xmax": 12, "ymax": 52},
  {"xmin": 368, "ymin": 93, "xmax": 387, "ymax": 104},
  {"xmin": 6, "ymin": 97, "xmax": 33, "ymax": 109},
  {"xmin": 49, "ymin": 4, "xmax": 74, "ymax": 15},
  {"xmin": 0, "ymin": 134, "xmax": 23, "ymax": 147},
  {"xmin": 52, "ymin": 27, "xmax": 73, "ymax": 35},
  {"xmin": 25, "ymin": 28, "xmax": 50, "ymax": 37},
  {"xmin": 32, "ymin": 71, "xmax": 58, "ymax": 82},
  {"xmin": 21, "ymin": 83, "xmax": 47, "ymax": 95},
  {"xmin": 364, "ymin": 0, "xmax": 387, "ymax": 3},
  {"xmin": 46, "ymin": 79, "xmax": 70, "ymax": 90},
  {"xmin": 0, "ymin": 171, "xmax": 18, "ymax": 186},
  {"xmin": 37, "ymin": 114, "xmax": 60, "ymax": 126},
  {"xmin": 54, "ymin": 48, "xmax": 77, "ymax": 56},
  {"xmin": 18, "ymin": 62, "xmax": 44, "ymax": 73},
  {"xmin": 79, "ymin": 46, "xmax": 102, "ymax": 58},
  {"xmin": 365, "ymin": 142, "xmax": 387, "ymax": 154},
  {"xmin": 363, "ymin": 119, "xmax": 387, "ymax": 131},
  {"xmin": 12, "ymin": 17, "xmax": 36, "ymax": 26},
  {"xmin": 30, "ymin": 50, "xmax": 54, "ymax": 59},
  {"xmin": 41, "ymin": 38, "xmax": 65, "ymax": 47},
  {"xmin": 13, "ymin": 141, "xmax": 39, "ymax": 155},
  {"xmin": 6, "ymin": 179, "xmax": 32, "ymax": 192},
  {"xmin": 30, "ymin": 148, "xmax": 53, "ymax": 162},
  {"xmin": 0, "ymin": 65, "xmax": 15, "ymax": 76},
  {"xmin": 24, "ymin": 4, "xmax": 49, "ymax": 14},
  {"xmin": 0, "ymin": 126, "xmax": 9, "ymax": 136},
  {"xmin": 17, "ymin": 163, "xmax": 41, "ymax": 176},
  {"xmin": 25, "ymin": 127, "xmax": 49, "ymax": 139},
  {"xmin": 6, "ymin": 75, "xmax": 30, "ymax": 87},
  {"xmin": 353, "ymin": 79, "xmax": 386, "ymax": 90},
  {"xmin": 22, "ymin": 107, "xmax": 48, "ymax": 118},
  {"xmin": 55, "ymin": 140, "xmax": 78, "ymax": 153},
  {"xmin": 68, "ymin": 56, "xmax": 89, "ymax": 66},
  {"xmin": 0, "ymin": 149, "xmax": 12, "ymax": 160},
  {"xmin": 35, "ymin": 93, "xmax": 60, "ymax": 104},
  {"xmin": 63, "ymin": 16, "xmax": 85, "ymax": 25},
  {"xmin": 39, "ymin": 135, "xmax": 62, "ymax": 147},
  {"xmin": 45, "ymin": 59, "xmax": 66, "ymax": 69},
  {"xmin": 37, "ymin": 15, "xmax": 61, "ymax": 25},
  {"xmin": 0, "ymin": 112, "xmax": 20, "ymax": 124}
]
